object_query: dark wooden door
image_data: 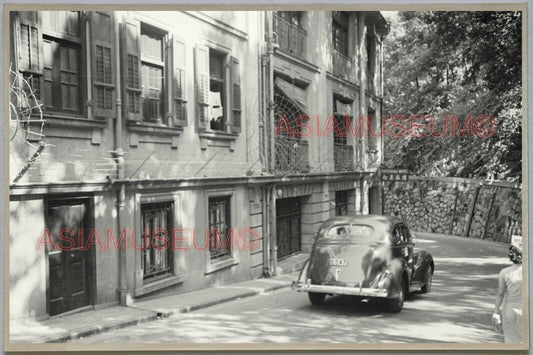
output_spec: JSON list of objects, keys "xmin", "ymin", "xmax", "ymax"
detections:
[
  {"xmin": 276, "ymin": 197, "xmax": 301, "ymax": 259},
  {"xmin": 369, "ymin": 186, "xmax": 381, "ymax": 215},
  {"xmin": 46, "ymin": 198, "xmax": 91, "ymax": 316}
]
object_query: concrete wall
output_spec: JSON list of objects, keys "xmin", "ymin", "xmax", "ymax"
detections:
[
  {"xmin": 383, "ymin": 176, "xmax": 522, "ymax": 243},
  {"xmin": 9, "ymin": 199, "xmax": 47, "ymax": 320}
]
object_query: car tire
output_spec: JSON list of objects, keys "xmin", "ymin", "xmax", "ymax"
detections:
[
  {"xmin": 308, "ymin": 292, "xmax": 325, "ymax": 306},
  {"xmin": 387, "ymin": 278, "xmax": 406, "ymax": 313},
  {"xmin": 421, "ymin": 267, "xmax": 432, "ymax": 293}
]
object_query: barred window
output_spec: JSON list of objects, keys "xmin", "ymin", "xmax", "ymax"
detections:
[
  {"xmin": 208, "ymin": 196, "xmax": 232, "ymax": 261},
  {"xmin": 141, "ymin": 202, "xmax": 173, "ymax": 280}
]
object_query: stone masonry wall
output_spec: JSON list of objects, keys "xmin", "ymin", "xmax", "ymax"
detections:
[{"xmin": 383, "ymin": 176, "xmax": 522, "ymax": 243}]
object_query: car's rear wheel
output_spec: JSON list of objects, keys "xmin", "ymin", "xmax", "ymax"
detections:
[
  {"xmin": 421, "ymin": 267, "xmax": 432, "ymax": 293},
  {"xmin": 308, "ymin": 292, "xmax": 325, "ymax": 306},
  {"xmin": 387, "ymin": 278, "xmax": 406, "ymax": 313}
]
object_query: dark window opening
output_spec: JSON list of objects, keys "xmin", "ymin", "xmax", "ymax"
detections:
[
  {"xmin": 366, "ymin": 32, "xmax": 376, "ymax": 91},
  {"xmin": 209, "ymin": 49, "xmax": 227, "ymax": 131},
  {"xmin": 335, "ymin": 190, "xmax": 349, "ymax": 216},
  {"xmin": 332, "ymin": 11, "xmax": 349, "ymax": 56},
  {"xmin": 368, "ymin": 107, "xmax": 378, "ymax": 152}
]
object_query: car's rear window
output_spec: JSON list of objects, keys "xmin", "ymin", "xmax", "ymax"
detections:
[{"xmin": 325, "ymin": 224, "xmax": 376, "ymax": 239}]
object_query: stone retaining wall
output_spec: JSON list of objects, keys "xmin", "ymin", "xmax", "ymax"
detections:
[{"xmin": 383, "ymin": 176, "xmax": 522, "ymax": 243}]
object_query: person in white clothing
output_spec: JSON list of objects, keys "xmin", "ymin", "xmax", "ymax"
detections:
[{"xmin": 492, "ymin": 237, "xmax": 522, "ymax": 343}]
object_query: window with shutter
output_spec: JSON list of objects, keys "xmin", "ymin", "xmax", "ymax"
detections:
[
  {"xmin": 172, "ymin": 37, "xmax": 187, "ymax": 127},
  {"xmin": 195, "ymin": 44, "xmax": 242, "ymax": 136},
  {"xmin": 17, "ymin": 11, "xmax": 85, "ymax": 114},
  {"xmin": 208, "ymin": 49, "xmax": 226, "ymax": 131},
  {"xmin": 122, "ymin": 18, "xmax": 173, "ymax": 125},
  {"xmin": 91, "ymin": 11, "xmax": 116, "ymax": 118},
  {"xmin": 140, "ymin": 25, "xmax": 165, "ymax": 123},
  {"xmin": 230, "ymin": 56, "xmax": 241, "ymax": 133},
  {"xmin": 17, "ymin": 12, "xmax": 44, "ymax": 104},
  {"xmin": 122, "ymin": 18, "xmax": 142, "ymax": 120},
  {"xmin": 194, "ymin": 44, "xmax": 209, "ymax": 132}
]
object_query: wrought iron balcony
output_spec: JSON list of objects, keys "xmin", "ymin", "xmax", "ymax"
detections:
[
  {"xmin": 275, "ymin": 135, "xmax": 310, "ymax": 173},
  {"xmin": 334, "ymin": 143, "xmax": 355, "ymax": 171},
  {"xmin": 273, "ymin": 13, "xmax": 307, "ymax": 59},
  {"xmin": 331, "ymin": 50, "xmax": 355, "ymax": 82}
]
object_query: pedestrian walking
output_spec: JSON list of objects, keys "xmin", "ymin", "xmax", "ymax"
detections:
[{"xmin": 492, "ymin": 235, "xmax": 522, "ymax": 343}]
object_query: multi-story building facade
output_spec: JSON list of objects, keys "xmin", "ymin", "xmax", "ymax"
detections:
[{"xmin": 8, "ymin": 10, "xmax": 388, "ymax": 320}]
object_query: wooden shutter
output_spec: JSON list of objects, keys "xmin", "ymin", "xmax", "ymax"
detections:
[
  {"xmin": 17, "ymin": 12, "xmax": 43, "ymax": 73},
  {"xmin": 90, "ymin": 11, "xmax": 116, "ymax": 118},
  {"xmin": 171, "ymin": 36, "xmax": 187, "ymax": 127},
  {"xmin": 16, "ymin": 11, "xmax": 44, "ymax": 105},
  {"xmin": 230, "ymin": 56, "xmax": 241, "ymax": 133},
  {"xmin": 121, "ymin": 17, "xmax": 142, "ymax": 121},
  {"xmin": 194, "ymin": 44, "xmax": 209, "ymax": 132}
]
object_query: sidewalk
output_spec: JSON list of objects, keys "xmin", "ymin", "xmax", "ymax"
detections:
[{"xmin": 9, "ymin": 257, "xmax": 306, "ymax": 344}]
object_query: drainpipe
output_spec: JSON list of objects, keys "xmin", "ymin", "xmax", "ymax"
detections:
[
  {"xmin": 263, "ymin": 186, "xmax": 271, "ymax": 276},
  {"xmin": 111, "ymin": 13, "xmax": 128, "ymax": 306},
  {"xmin": 266, "ymin": 12, "xmax": 278, "ymax": 276},
  {"xmin": 267, "ymin": 11, "xmax": 276, "ymax": 172},
  {"xmin": 259, "ymin": 12, "xmax": 268, "ymax": 172},
  {"xmin": 271, "ymin": 184, "xmax": 278, "ymax": 276},
  {"xmin": 85, "ymin": 14, "xmax": 93, "ymax": 120},
  {"xmin": 379, "ymin": 99, "xmax": 384, "ymax": 215}
]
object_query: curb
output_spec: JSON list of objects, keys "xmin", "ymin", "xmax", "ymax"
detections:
[
  {"xmin": 150, "ymin": 282, "xmax": 292, "ymax": 318},
  {"xmin": 45, "ymin": 280, "xmax": 293, "ymax": 343},
  {"xmin": 44, "ymin": 313, "xmax": 159, "ymax": 343}
]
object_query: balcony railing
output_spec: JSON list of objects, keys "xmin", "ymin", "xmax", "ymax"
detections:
[
  {"xmin": 273, "ymin": 13, "xmax": 306, "ymax": 59},
  {"xmin": 332, "ymin": 50, "xmax": 355, "ymax": 82},
  {"xmin": 275, "ymin": 136, "xmax": 310, "ymax": 173},
  {"xmin": 334, "ymin": 143, "xmax": 355, "ymax": 171}
]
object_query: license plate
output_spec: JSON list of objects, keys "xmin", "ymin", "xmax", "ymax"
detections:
[{"xmin": 329, "ymin": 258, "xmax": 348, "ymax": 266}]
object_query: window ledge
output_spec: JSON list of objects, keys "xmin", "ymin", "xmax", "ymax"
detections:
[
  {"xmin": 326, "ymin": 71, "xmax": 358, "ymax": 89},
  {"xmin": 134, "ymin": 273, "xmax": 186, "ymax": 297},
  {"xmin": 127, "ymin": 120, "xmax": 184, "ymax": 136},
  {"xmin": 205, "ymin": 257, "xmax": 239, "ymax": 275},
  {"xmin": 199, "ymin": 131, "xmax": 238, "ymax": 141},
  {"xmin": 199, "ymin": 131, "xmax": 238, "ymax": 151},
  {"xmin": 40, "ymin": 114, "xmax": 108, "ymax": 129},
  {"xmin": 274, "ymin": 50, "xmax": 320, "ymax": 74}
]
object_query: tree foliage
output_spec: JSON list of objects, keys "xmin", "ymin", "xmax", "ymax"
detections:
[{"xmin": 383, "ymin": 11, "xmax": 522, "ymax": 181}]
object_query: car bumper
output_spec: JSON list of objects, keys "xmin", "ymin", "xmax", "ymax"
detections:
[{"xmin": 292, "ymin": 280, "xmax": 389, "ymax": 298}]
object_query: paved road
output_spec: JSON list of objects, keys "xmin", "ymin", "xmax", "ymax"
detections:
[{"xmin": 74, "ymin": 233, "xmax": 515, "ymax": 343}]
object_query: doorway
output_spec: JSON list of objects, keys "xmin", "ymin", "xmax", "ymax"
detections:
[
  {"xmin": 276, "ymin": 197, "xmax": 301, "ymax": 259},
  {"xmin": 45, "ymin": 198, "xmax": 93, "ymax": 316}
]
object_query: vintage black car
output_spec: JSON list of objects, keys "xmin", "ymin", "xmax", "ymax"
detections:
[{"xmin": 292, "ymin": 215, "xmax": 434, "ymax": 312}]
